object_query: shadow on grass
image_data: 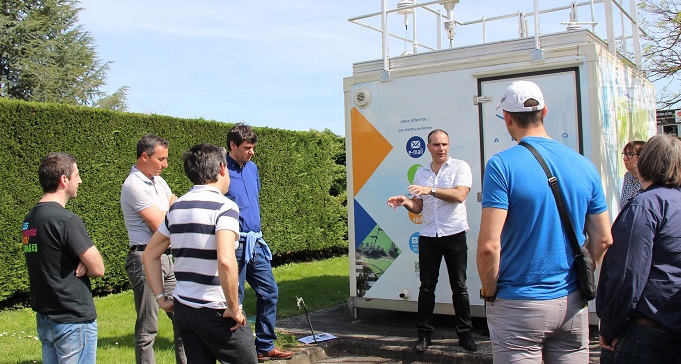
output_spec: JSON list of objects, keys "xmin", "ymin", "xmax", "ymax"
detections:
[{"xmin": 98, "ymin": 332, "xmax": 177, "ymax": 351}]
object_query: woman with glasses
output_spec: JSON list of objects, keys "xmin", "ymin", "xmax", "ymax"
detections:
[{"xmin": 619, "ymin": 140, "xmax": 646, "ymax": 209}]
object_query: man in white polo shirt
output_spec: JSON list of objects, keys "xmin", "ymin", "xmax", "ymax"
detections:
[
  {"xmin": 121, "ymin": 134, "xmax": 185, "ymax": 364},
  {"xmin": 387, "ymin": 129, "xmax": 477, "ymax": 353}
]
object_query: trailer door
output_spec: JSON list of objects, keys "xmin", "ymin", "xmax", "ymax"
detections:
[{"xmin": 478, "ymin": 70, "xmax": 582, "ymax": 169}]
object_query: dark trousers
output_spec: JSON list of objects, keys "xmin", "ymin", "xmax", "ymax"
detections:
[
  {"xmin": 600, "ymin": 321, "xmax": 681, "ymax": 364},
  {"xmin": 174, "ymin": 301, "xmax": 258, "ymax": 364},
  {"xmin": 416, "ymin": 232, "xmax": 473, "ymax": 337}
]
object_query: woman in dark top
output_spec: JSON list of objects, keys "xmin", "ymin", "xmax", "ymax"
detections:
[{"xmin": 597, "ymin": 134, "xmax": 681, "ymax": 363}]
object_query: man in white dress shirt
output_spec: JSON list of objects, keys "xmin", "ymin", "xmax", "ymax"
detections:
[{"xmin": 387, "ymin": 129, "xmax": 477, "ymax": 353}]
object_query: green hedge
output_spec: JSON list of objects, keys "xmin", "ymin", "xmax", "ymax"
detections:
[{"xmin": 0, "ymin": 99, "xmax": 347, "ymax": 303}]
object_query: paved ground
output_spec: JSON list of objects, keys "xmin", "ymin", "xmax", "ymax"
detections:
[{"xmin": 273, "ymin": 304, "xmax": 603, "ymax": 364}]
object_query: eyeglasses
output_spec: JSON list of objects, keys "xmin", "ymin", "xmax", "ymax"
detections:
[{"xmin": 622, "ymin": 152, "xmax": 638, "ymax": 159}]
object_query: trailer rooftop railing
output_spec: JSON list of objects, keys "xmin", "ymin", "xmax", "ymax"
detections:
[{"xmin": 349, "ymin": 0, "xmax": 646, "ymax": 78}]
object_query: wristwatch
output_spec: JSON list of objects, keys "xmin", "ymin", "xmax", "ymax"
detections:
[
  {"xmin": 154, "ymin": 292, "xmax": 166, "ymax": 301},
  {"xmin": 431, "ymin": 187, "xmax": 437, "ymax": 195},
  {"xmin": 480, "ymin": 288, "xmax": 496, "ymax": 303}
]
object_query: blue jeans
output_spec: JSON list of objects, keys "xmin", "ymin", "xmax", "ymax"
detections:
[
  {"xmin": 417, "ymin": 233, "xmax": 473, "ymax": 337},
  {"xmin": 36, "ymin": 313, "xmax": 97, "ymax": 364},
  {"xmin": 235, "ymin": 241, "xmax": 278, "ymax": 354},
  {"xmin": 600, "ymin": 321, "xmax": 681, "ymax": 364},
  {"xmin": 173, "ymin": 301, "xmax": 258, "ymax": 364}
]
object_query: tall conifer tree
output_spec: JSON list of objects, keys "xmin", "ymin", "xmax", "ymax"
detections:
[{"xmin": 0, "ymin": 0, "xmax": 127, "ymax": 110}]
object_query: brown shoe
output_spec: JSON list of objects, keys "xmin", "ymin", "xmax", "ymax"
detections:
[{"xmin": 257, "ymin": 347, "xmax": 294, "ymax": 362}]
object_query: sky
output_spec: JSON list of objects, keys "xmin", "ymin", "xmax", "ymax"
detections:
[{"xmin": 76, "ymin": 1, "xmax": 636, "ymax": 136}]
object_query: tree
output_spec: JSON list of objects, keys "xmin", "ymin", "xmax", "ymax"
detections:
[
  {"xmin": 639, "ymin": 0, "xmax": 681, "ymax": 108},
  {"xmin": 0, "ymin": 0, "xmax": 127, "ymax": 110}
]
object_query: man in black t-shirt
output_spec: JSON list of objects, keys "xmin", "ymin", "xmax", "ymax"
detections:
[{"xmin": 22, "ymin": 152, "xmax": 105, "ymax": 364}]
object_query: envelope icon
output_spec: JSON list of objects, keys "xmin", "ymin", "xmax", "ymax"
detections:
[{"xmin": 411, "ymin": 141, "xmax": 421, "ymax": 149}]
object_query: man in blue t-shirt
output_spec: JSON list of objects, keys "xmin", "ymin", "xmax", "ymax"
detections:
[
  {"xmin": 477, "ymin": 81, "xmax": 612, "ymax": 363},
  {"xmin": 224, "ymin": 123, "xmax": 294, "ymax": 361}
]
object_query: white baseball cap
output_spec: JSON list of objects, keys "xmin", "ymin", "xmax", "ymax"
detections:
[{"xmin": 496, "ymin": 80, "xmax": 545, "ymax": 112}]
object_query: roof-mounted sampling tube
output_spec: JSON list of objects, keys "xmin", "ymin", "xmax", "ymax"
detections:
[
  {"xmin": 441, "ymin": 0, "xmax": 459, "ymax": 47},
  {"xmin": 534, "ymin": 0, "xmax": 541, "ymax": 50},
  {"xmin": 531, "ymin": 0, "xmax": 544, "ymax": 61}
]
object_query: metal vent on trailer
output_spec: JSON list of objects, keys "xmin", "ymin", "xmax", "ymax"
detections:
[{"xmin": 354, "ymin": 88, "xmax": 372, "ymax": 109}]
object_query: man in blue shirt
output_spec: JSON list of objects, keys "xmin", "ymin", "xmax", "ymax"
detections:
[
  {"xmin": 225, "ymin": 123, "xmax": 294, "ymax": 361},
  {"xmin": 477, "ymin": 81, "xmax": 612, "ymax": 362}
]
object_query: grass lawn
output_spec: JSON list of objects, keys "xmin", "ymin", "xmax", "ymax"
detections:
[{"xmin": 0, "ymin": 255, "xmax": 349, "ymax": 363}]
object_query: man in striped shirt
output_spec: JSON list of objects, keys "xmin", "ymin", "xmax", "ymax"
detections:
[{"xmin": 143, "ymin": 143, "xmax": 258, "ymax": 363}]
